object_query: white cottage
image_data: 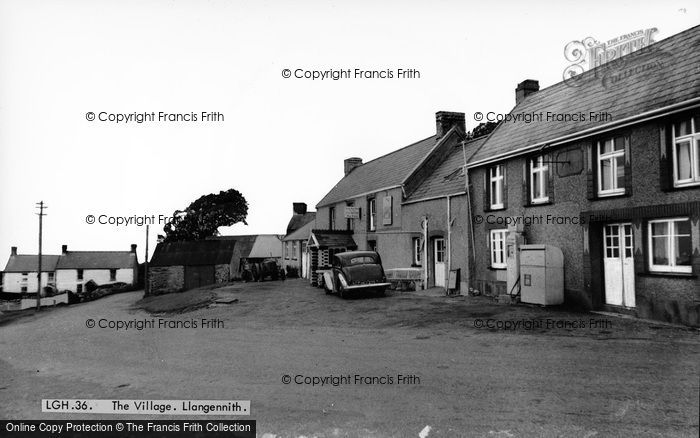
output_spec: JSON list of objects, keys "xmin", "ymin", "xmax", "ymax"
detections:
[
  {"xmin": 54, "ymin": 244, "xmax": 139, "ymax": 293},
  {"xmin": 1, "ymin": 246, "xmax": 60, "ymax": 294}
]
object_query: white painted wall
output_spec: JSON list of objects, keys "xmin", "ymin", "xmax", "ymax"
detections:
[
  {"xmin": 55, "ymin": 268, "xmax": 135, "ymax": 292},
  {"xmin": 1, "ymin": 272, "xmax": 56, "ymax": 293}
]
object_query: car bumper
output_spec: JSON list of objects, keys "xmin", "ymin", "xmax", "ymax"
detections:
[{"xmin": 344, "ymin": 282, "xmax": 391, "ymax": 290}]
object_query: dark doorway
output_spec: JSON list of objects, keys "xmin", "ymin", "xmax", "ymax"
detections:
[{"xmin": 185, "ymin": 265, "xmax": 215, "ymax": 290}]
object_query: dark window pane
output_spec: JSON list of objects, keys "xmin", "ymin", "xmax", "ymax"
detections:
[
  {"xmin": 675, "ymin": 219, "xmax": 691, "ymax": 236},
  {"xmin": 675, "ymin": 235, "xmax": 692, "ymax": 266},
  {"xmin": 616, "ymin": 157, "xmax": 625, "ymax": 189}
]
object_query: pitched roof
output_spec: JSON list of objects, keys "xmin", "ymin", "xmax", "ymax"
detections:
[
  {"xmin": 316, "ymin": 135, "xmax": 438, "ymax": 207},
  {"xmin": 283, "ymin": 218, "xmax": 314, "ymax": 242},
  {"xmin": 405, "ymin": 136, "xmax": 487, "ymax": 202},
  {"xmin": 310, "ymin": 230, "xmax": 358, "ymax": 249},
  {"xmin": 247, "ymin": 235, "xmax": 283, "ymax": 258},
  {"xmin": 56, "ymin": 251, "xmax": 137, "ymax": 270},
  {"xmin": 149, "ymin": 240, "xmax": 236, "ymax": 267},
  {"xmin": 469, "ymin": 25, "xmax": 700, "ymax": 165},
  {"xmin": 3, "ymin": 254, "xmax": 61, "ymax": 273},
  {"xmin": 286, "ymin": 212, "xmax": 316, "ymax": 235}
]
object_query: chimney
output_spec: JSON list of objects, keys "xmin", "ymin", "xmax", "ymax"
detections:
[
  {"xmin": 292, "ymin": 203, "xmax": 307, "ymax": 215},
  {"xmin": 344, "ymin": 157, "xmax": 363, "ymax": 175},
  {"xmin": 62, "ymin": 244, "xmax": 68, "ymax": 254},
  {"xmin": 11, "ymin": 246, "xmax": 17, "ymax": 256},
  {"xmin": 515, "ymin": 79, "xmax": 539, "ymax": 105},
  {"xmin": 131, "ymin": 244, "xmax": 137, "ymax": 253},
  {"xmin": 436, "ymin": 111, "xmax": 466, "ymax": 139}
]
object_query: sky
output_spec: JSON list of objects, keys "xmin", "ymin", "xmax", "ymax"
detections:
[{"xmin": 0, "ymin": 0, "xmax": 698, "ymax": 262}]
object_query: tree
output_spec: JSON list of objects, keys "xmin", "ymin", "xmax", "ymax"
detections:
[
  {"xmin": 163, "ymin": 189, "xmax": 248, "ymax": 242},
  {"xmin": 466, "ymin": 121, "xmax": 500, "ymax": 140}
]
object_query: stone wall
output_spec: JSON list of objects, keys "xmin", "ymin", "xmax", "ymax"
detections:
[{"xmin": 147, "ymin": 265, "xmax": 184, "ymax": 296}]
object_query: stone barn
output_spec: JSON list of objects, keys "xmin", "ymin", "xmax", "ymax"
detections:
[{"xmin": 147, "ymin": 240, "xmax": 237, "ymax": 295}]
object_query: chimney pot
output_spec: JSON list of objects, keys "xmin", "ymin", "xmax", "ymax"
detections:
[
  {"xmin": 515, "ymin": 79, "xmax": 539, "ymax": 105},
  {"xmin": 292, "ymin": 203, "xmax": 307, "ymax": 215},
  {"xmin": 11, "ymin": 246, "xmax": 17, "ymax": 256},
  {"xmin": 435, "ymin": 111, "xmax": 466, "ymax": 139},
  {"xmin": 62, "ymin": 244, "xmax": 68, "ymax": 254},
  {"xmin": 130, "ymin": 244, "xmax": 137, "ymax": 253},
  {"xmin": 344, "ymin": 157, "xmax": 363, "ymax": 175}
]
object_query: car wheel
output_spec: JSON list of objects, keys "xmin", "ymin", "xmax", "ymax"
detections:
[
  {"xmin": 324, "ymin": 282, "xmax": 333, "ymax": 295},
  {"xmin": 375, "ymin": 288, "xmax": 386, "ymax": 297}
]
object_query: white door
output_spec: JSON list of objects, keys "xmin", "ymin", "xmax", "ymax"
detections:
[
  {"xmin": 603, "ymin": 224, "xmax": 635, "ymax": 307},
  {"xmin": 301, "ymin": 248, "xmax": 309, "ymax": 279},
  {"xmin": 434, "ymin": 238, "xmax": 446, "ymax": 288}
]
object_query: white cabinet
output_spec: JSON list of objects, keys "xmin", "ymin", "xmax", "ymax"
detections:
[{"xmin": 519, "ymin": 244, "xmax": 564, "ymax": 305}]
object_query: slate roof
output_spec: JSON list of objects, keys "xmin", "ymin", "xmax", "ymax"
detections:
[
  {"xmin": 247, "ymin": 235, "xmax": 283, "ymax": 258},
  {"xmin": 406, "ymin": 136, "xmax": 487, "ymax": 202},
  {"xmin": 310, "ymin": 230, "xmax": 358, "ymax": 249},
  {"xmin": 316, "ymin": 135, "xmax": 438, "ymax": 207},
  {"xmin": 3, "ymin": 255, "xmax": 61, "ymax": 273},
  {"xmin": 284, "ymin": 218, "xmax": 314, "ymax": 242},
  {"xmin": 56, "ymin": 251, "xmax": 137, "ymax": 270},
  {"xmin": 149, "ymin": 240, "xmax": 236, "ymax": 267},
  {"xmin": 469, "ymin": 25, "xmax": 700, "ymax": 165},
  {"xmin": 286, "ymin": 212, "xmax": 316, "ymax": 235}
]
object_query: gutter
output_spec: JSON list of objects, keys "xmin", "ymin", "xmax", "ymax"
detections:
[
  {"xmin": 467, "ymin": 98, "xmax": 700, "ymax": 168},
  {"xmin": 401, "ymin": 192, "xmax": 466, "ymax": 205}
]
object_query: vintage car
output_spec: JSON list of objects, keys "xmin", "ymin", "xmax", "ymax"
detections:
[
  {"xmin": 320, "ymin": 251, "xmax": 391, "ymax": 298},
  {"xmin": 241, "ymin": 258, "xmax": 286, "ymax": 282}
]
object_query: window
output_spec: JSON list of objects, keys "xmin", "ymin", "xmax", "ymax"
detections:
[
  {"xmin": 348, "ymin": 256, "xmax": 377, "ymax": 265},
  {"xmin": 529, "ymin": 155, "xmax": 549, "ymax": 204},
  {"xmin": 284, "ymin": 242, "xmax": 290, "ymax": 259},
  {"xmin": 648, "ymin": 218, "xmax": 692, "ymax": 273},
  {"xmin": 368, "ymin": 240, "xmax": 377, "ymax": 252},
  {"xmin": 489, "ymin": 164, "xmax": 505, "ymax": 209},
  {"xmin": 382, "ymin": 196, "xmax": 393, "ymax": 225},
  {"xmin": 329, "ymin": 207, "xmax": 336, "ymax": 230},
  {"xmin": 672, "ymin": 116, "xmax": 700, "ymax": 187},
  {"xmin": 435, "ymin": 239, "xmax": 445, "ymax": 263},
  {"xmin": 109, "ymin": 269, "xmax": 117, "ymax": 281},
  {"xmin": 368, "ymin": 198, "xmax": 376, "ymax": 231},
  {"xmin": 412, "ymin": 237, "xmax": 422, "ymax": 266},
  {"xmin": 21, "ymin": 286, "xmax": 27, "ymax": 293},
  {"xmin": 292, "ymin": 241, "xmax": 298, "ymax": 260},
  {"xmin": 48, "ymin": 272, "xmax": 55, "ymax": 282},
  {"xmin": 77, "ymin": 269, "xmax": 84, "ymax": 280},
  {"xmin": 77, "ymin": 284, "xmax": 83, "ymax": 293},
  {"xmin": 346, "ymin": 202, "xmax": 355, "ymax": 231},
  {"xmin": 597, "ymin": 137, "xmax": 627, "ymax": 195},
  {"xmin": 490, "ymin": 229, "xmax": 507, "ymax": 269}
]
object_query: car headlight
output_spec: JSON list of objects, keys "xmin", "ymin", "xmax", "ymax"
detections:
[{"xmin": 338, "ymin": 273, "xmax": 349, "ymax": 288}]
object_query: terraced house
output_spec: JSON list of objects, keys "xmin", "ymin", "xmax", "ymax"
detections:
[
  {"xmin": 467, "ymin": 25, "xmax": 700, "ymax": 325},
  {"xmin": 313, "ymin": 111, "xmax": 481, "ymax": 292}
]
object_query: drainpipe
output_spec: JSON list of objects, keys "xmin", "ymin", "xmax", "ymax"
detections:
[
  {"xmin": 462, "ymin": 140, "xmax": 475, "ymax": 292},
  {"xmin": 446, "ymin": 195, "xmax": 451, "ymax": 292},
  {"xmin": 422, "ymin": 216, "xmax": 428, "ymax": 290}
]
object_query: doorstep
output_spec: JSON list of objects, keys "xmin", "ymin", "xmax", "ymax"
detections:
[{"xmin": 590, "ymin": 310, "xmax": 699, "ymax": 330}]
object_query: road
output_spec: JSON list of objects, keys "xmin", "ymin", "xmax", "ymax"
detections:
[{"xmin": 1, "ymin": 279, "xmax": 698, "ymax": 437}]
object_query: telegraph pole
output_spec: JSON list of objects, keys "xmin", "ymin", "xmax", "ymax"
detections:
[
  {"xmin": 35, "ymin": 201, "xmax": 47, "ymax": 311},
  {"xmin": 144, "ymin": 224, "xmax": 149, "ymax": 296}
]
